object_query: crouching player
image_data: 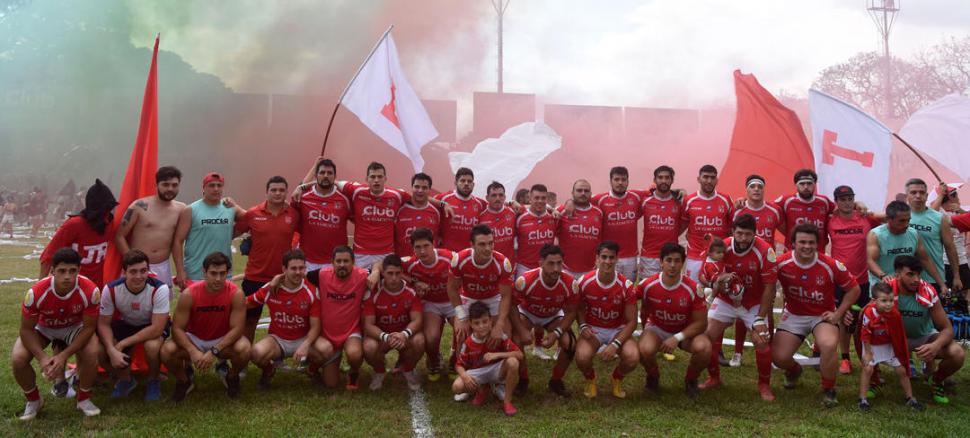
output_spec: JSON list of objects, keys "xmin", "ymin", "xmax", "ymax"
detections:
[
  {"xmin": 402, "ymin": 227, "xmax": 455, "ymax": 382},
  {"xmin": 452, "ymin": 301, "xmax": 523, "ymax": 416},
  {"xmin": 858, "ymin": 282, "xmax": 923, "ymax": 412},
  {"xmin": 247, "ymin": 249, "xmax": 325, "ymax": 390},
  {"xmin": 362, "ymin": 255, "xmax": 425, "ymax": 391},
  {"xmin": 636, "ymin": 243, "xmax": 712, "ymax": 398}
]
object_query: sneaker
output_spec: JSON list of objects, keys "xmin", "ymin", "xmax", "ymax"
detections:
[
  {"xmin": 699, "ymin": 377, "xmax": 722, "ymax": 390},
  {"xmin": 226, "ymin": 375, "xmax": 241, "ymax": 399},
  {"xmin": 866, "ymin": 382, "xmax": 882, "ymax": 399},
  {"xmin": 216, "ymin": 361, "xmax": 230, "ymax": 388},
  {"xmin": 492, "ymin": 383, "xmax": 506, "ymax": 401},
  {"xmin": 611, "ymin": 378, "xmax": 626, "ymax": 399},
  {"xmin": 822, "ymin": 388, "xmax": 838, "ymax": 408},
  {"xmin": 258, "ymin": 366, "xmax": 276, "ymax": 391},
  {"xmin": 839, "ymin": 359, "xmax": 852, "ymax": 375},
  {"xmin": 759, "ymin": 383, "xmax": 775, "ymax": 402},
  {"xmin": 503, "ymin": 401, "xmax": 518, "ymax": 416},
  {"xmin": 533, "ymin": 347, "xmax": 553, "ymax": 360},
  {"xmin": 513, "ymin": 379, "xmax": 529, "ymax": 397},
  {"xmin": 111, "ymin": 378, "xmax": 137, "ymax": 398},
  {"xmin": 346, "ymin": 371, "xmax": 360, "ymax": 391},
  {"xmin": 144, "ymin": 379, "xmax": 161, "ymax": 401},
  {"xmin": 663, "ymin": 353, "xmax": 676, "ymax": 361},
  {"xmin": 369, "ymin": 373, "xmax": 386, "ymax": 391},
  {"xmin": 472, "ymin": 386, "xmax": 490, "ymax": 406},
  {"xmin": 718, "ymin": 351, "xmax": 730, "ymax": 366},
  {"xmin": 426, "ymin": 365, "xmax": 441, "ymax": 382},
  {"xmin": 51, "ymin": 379, "xmax": 69, "ymax": 398},
  {"xmin": 905, "ymin": 397, "xmax": 925, "ymax": 411},
  {"xmin": 685, "ymin": 380, "xmax": 700, "ymax": 399},
  {"xmin": 858, "ymin": 398, "xmax": 871, "ymax": 412},
  {"xmin": 170, "ymin": 379, "xmax": 194, "ymax": 402},
  {"xmin": 583, "ymin": 379, "xmax": 598, "ymax": 399},
  {"xmin": 645, "ymin": 374, "xmax": 660, "ymax": 391},
  {"xmin": 403, "ymin": 371, "xmax": 421, "ymax": 391},
  {"xmin": 454, "ymin": 392, "xmax": 470, "ymax": 402},
  {"xmin": 548, "ymin": 379, "xmax": 571, "ymax": 398},
  {"xmin": 729, "ymin": 353, "xmax": 743, "ymax": 368},
  {"xmin": 19, "ymin": 398, "xmax": 43, "ymax": 421},
  {"xmin": 76, "ymin": 399, "xmax": 101, "ymax": 417},
  {"xmin": 447, "ymin": 362, "xmax": 458, "ymax": 379},
  {"xmin": 784, "ymin": 366, "xmax": 802, "ymax": 390},
  {"xmin": 933, "ymin": 383, "xmax": 950, "ymax": 404}
]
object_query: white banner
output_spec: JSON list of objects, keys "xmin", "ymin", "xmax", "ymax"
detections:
[
  {"xmin": 809, "ymin": 89, "xmax": 892, "ymax": 210},
  {"xmin": 449, "ymin": 122, "xmax": 562, "ymax": 198},
  {"xmin": 900, "ymin": 94, "xmax": 970, "ymax": 181}
]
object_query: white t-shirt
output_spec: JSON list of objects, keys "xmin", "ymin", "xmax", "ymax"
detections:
[{"xmin": 100, "ymin": 277, "xmax": 171, "ymax": 326}]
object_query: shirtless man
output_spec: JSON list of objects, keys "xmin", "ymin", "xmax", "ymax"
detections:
[
  {"xmin": 115, "ymin": 166, "xmax": 186, "ymax": 289},
  {"xmin": 1, "ymin": 196, "xmax": 17, "ymax": 238}
]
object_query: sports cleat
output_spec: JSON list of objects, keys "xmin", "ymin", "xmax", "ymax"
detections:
[
  {"xmin": 492, "ymin": 383, "xmax": 506, "ymax": 401},
  {"xmin": 453, "ymin": 392, "xmax": 471, "ymax": 402},
  {"xmin": 144, "ymin": 378, "xmax": 161, "ymax": 401},
  {"xmin": 822, "ymin": 388, "xmax": 838, "ymax": 408},
  {"xmin": 258, "ymin": 367, "xmax": 276, "ymax": 391},
  {"xmin": 866, "ymin": 382, "xmax": 882, "ymax": 399},
  {"xmin": 839, "ymin": 359, "xmax": 852, "ymax": 375},
  {"xmin": 216, "ymin": 361, "xmax": 230, "ymax": 388},
  {"xmin": 729, "ymin": 353, "xmax": 743, "ymax": 368},
  {"xmin": 403, "ymin": 371, "xmax": 421, "ymax": 391},
  {"xmin": 858, "ymin": 398, "xmax": 871, "ymax": 412},
  {"xmin": 718, "ymin": 351, "xmax": 730, "ymax": 366},
  {"xmin": 111, "ymin": 378, "xmax": 138, "ymax": 398},
  {"xmin": 226, "ymin": 375, "xmax": 241, "ymax": 399},
  {"xmin": 699, "ymin": 377, "xmax": 722, "ymax": 390},
  {"xmin": 645, "ymin": 374, "xmax": 660, "ymax": 391},
  {"xmin": 513, "ymin": 379, "xmax": 529, "ymax": 397},
  {"xmin": 784, "ymin": 366, "xmax": 802, "ymax": 390},
  {"xmin": 584, "ymin": 379, "xmax": 598, "ymax": 399},
  {"xmin": 426, "ymin": 365, "xmax": 441, "ymax": 382},
  {"xmin": 76, "ymin": 399, "xmax": 101, "ymax": 417},
  {"xmin": 51, "ymin": 379, "xmax": 69, "ymax": 398},
  {"xmin": 170, "ymin": 379, "xmax": 194, "ymax": 402},
  {"xmin": 685, "ymin": 380, "xmax": 700, "ymax": 399},
  {"xmin": 662, "ymin": 353, "xmax": 676, "ymax": 361},
  {"xmin": 611, "ymin": 378, "xmax": 626, "ymax": 399},
  {"xmin": 503, "ymin": 401, "xmax": 518, "ymax": 416},
  {"xmin": 346, "ymin": 372, "xmax": 360, "ymax": 391},
  {"xmin": 932, "ymin": 383, "xmax": 950, "ymax": 404},
  {"xmin": 548, "ymin": 379, "xmax": 571, "ymax": 398},
  {"xmin": 759, "ymin": 383, "xmax": 775, "ymax": 402},
  {"xmin": 369, "ymin": 373, "xmax": 386, "ymax": 391},
  {"xmin": 905, "ymin": 397, "xmax": 925, "ymax": 411},
  {"xmin": 19, "ymin": 398, "xmax": 43, "ymax": 421},
  {"xmin": 472, "ymin": 386, "xmax": 490, "ymax": 406}
]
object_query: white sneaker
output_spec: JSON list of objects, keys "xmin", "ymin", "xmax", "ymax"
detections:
[
  {"xmin": 76, "ymin": 399, "xmax": 101, "ymax": 417},
  {"xmin": 369, "ymin": 373, "xmax": 386, "ymax": 391},
  {"xmin": 533, "ymin": 347, "xmax": 552, "ymax": 360},
  {"xmin": 19, "ymin": 398, "xmax": 43, "ymax": 421},
  {"xmin": 730, "ymin": 353, "xmax": 743, "ymax": 368},
  {"xmin": 492, "ymin": 383, "xmax": 506, "ymax": 401},
  {"xmin": 454, "ymin": 392, "xmax": 471, "ymax": 402},
  {"xmin": 403, "ymin": 371, "xmax": 421, "ymax": 391}
]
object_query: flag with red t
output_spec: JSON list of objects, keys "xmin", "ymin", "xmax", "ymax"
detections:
[{"xmin": 720, "ymin": 70, "xmax": 813, "ymax": 201}]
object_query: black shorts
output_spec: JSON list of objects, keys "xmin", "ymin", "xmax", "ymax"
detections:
[
  {"xmin": 110, "ymin": 319, "xmax": 170, "ymax": 354},
  {"xmin": 835, "ymin": 282, "xmax": 870, "ymax": 331},
  {"xmin": 945, "ymin": 263, "xmax": 970, "ymax": 289},
  {"xmin": 242, "ymin": 278, "xmax": 266, "ymax": 319},
  {"xmin": 944, "ymin": 264, "xmax": 970, "ymax": 313}
]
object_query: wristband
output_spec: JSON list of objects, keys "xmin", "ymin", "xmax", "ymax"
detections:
[
  {"xmin": 455, "ymin": 305, "xmax": 469, "ymax": 320},
  {"xmin": 673, "ymin": 332, "xmax": 686, "ymax": 342},
  {"xmin": 380, "ymin": 332, "xmax": 389, "ymax": 343},
  {"xmin": 579, "ymin": 323, "xmax": 590, "ymax": 333},
  {"xmin": 753, "ymin": 317, "xmax": 766, "ymax": 326},
  {"xmin": 610, "ymin": 338, "xmax": 622, "ymax": 349},
  {"xmin": 402, "ymin": 329, "xmax": 413, "ymax": 339},
  {"xmin": 552, "ymin": 327, "xmax": 564, "ymax": 337}
]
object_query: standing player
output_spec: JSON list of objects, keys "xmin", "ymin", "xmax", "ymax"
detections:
[
  {"xmin": 172, "ymin": 172, "xmax": 245, "ymax": 288},
  {"xmin": 572, "ymin": 241, "xmax": 639, "ymax": 399},
  {"xmin": 436, "ymin": 167, "xmax": 486, "ymax": 252},
  {"xmin": 448, "ymin": 224, "xmax": 515, "ymax": 344},
  {"xmin": 115, "ymin": 166, "xmax": 186, "ymax": 288},
  {"xmin": 12, "ymin": 248, "xmax": 102, "ymax": 419},
  {"xmin": 338, "ymin": 162, "xmax": 411, "ymax": 268},
  {"xmin": 733, "ymin": 175, "xmax": 783, "ymax": 244},
  {"xmin": 511, "ymin": 244, "xmax": 578, "ymax": 397},
  {"xmin": 394, "ymin": 173, "xmax": 440, "ymax": 258},
  {"xmin": 402, "ymin": 228, "xmax": 454, "ymax": 381},
  {"xmin": 772, "ymin": 224, "xmax": 860, "ymax": 407},
  {"xmin": 556, "ymin": 179, "xmax": 603, "ymax": 278},
  {"xmin": 515, "ymin": 184, "xmax": 556, "ymax": 277},
  {"xmin": 291, "ymin": 158, "xmax": 351, "ymax": 271},
  {"xmin": 639, "ymin": 165, "xmax": 681, "ymax": 279},
  {"xmin": 904, "ymin": 178, "xmax": 962, "ymax": 293},
  {"xmin": 681, "ymin": 165, "xmax": 733, "ymax": 281},
  {"xmin": 636, "ymin": 243, "xmax": 712, "ymax": 398},
  {"xmin": 774, "ymin": 169, "xmax": 836, "ymax": 249},
  {"xmin": 592, "ymin": 166, "xmax": 643, "ymax": 281},
  {"xmin": 867, "ymin": 201, "xmax": 944, "ymax": 287},
  {"xmin": 478, "ymin": 181, "xmax": 517, "ymax": 266},
  {"xmin": 362, "ymin": 255, "xmax": 425, "ymax": 391},
  {"xmin": 40, "ymin": 179, "xmax": 118, "ymax": 286}
]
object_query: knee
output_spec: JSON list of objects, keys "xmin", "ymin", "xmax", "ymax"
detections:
[
  {"xmin": 235, "ymin": 338, "xmax": 251, "ymax": 356},
  {"xmin": 143, "ymin": 339, "xmax": 162, "ymax": 355},
  {"xmin": 411, "ymin": 335, "xmax": 426, "ymax": 352},
  {"xmin": 451, "ymin": 378, "xmax": 464, "ymax": 394},
  {"xmin": 79, "ymin": 337, "xmax": 100, "ymax": 362},
  {"xmin": 693, "ymin": 336, "xmax": 712, "ymax": 357},
  {"xmin": 950, "ymin": 343, "xmax": 966, "ymax": 365},
  {"xmin": 505, "ymin": 356, "xmax": 519, "ymax": 371}
]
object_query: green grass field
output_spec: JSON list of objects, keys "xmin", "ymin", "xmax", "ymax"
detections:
[{"xmin": 2, "ymin": 231, "xmax": 970, "ymax": 437}]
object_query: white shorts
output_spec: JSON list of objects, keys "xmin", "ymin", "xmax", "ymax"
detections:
[
  {"xmin": 685, "ymin": 258, "xmax": 703, "ymax": 282},
  {"xmin": 515, "ymin": 263, "xmax": 533, "ymax": 279},
  {"xmin": 707, "ymin": 298, "xmax": 759, "ymax": 329},
  {"xmin": 355, "ymin": 253, "xmax": 390, "ymax": 270},
  {"xmin": 461, "ymin": 295, "xmax": 501, "ymax": 316},
  {"xmin": 638, "ymin": 257, "xmax": 661, "ymax": 280},
  {"xmin": 588, "ymin": 325, "xmax": 623, "ymax": 351},
  {"xmin": 423, "ymin": 301, "xmax": 456, "ymax": 319},
  {"xmin": 186, "ymin": 332, "xmax": 224, "ymax": 353},
  {"xmin": 864, "ymin": 343, "xmax": 901, "ymax": 368},
  {"xmin": 777, "ymin": 311, "xmax": 826, "ymax": 338},
  {"xmin": 150, "ymin": 261, "xmax": 174, "ymax": 298},
  {"xmin": 269, "ymin": 334, "xmax": 306, "ymax": 359},
  {"xmin": 517, "ymin": 306, "xmax": 563, "ymax": 328},
  {"xmin": 616, "ymin": 257, "xmax": 638, "ymax": 283},
  {"xmin": 306, "ymin": 261, "xmax": 332, "ymax": 272},
  {"xmin": 644, "ymin": 323, "xmax": 677, "ymax": 341},
  {"xmin": 908, "ymin": 332, "xmax": 939, "ymax": 351},
  {"xmin": 466, "ymin": 361, "xmax": 504, "ymax": 385},
  {"xmin": 36, "ymin": 324, "xmax": 83, "ymax": 345}
]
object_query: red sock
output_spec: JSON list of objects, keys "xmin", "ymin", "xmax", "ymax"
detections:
[
  {"xmin": 734, "ymin": 320, "xmax": 747, "ymax": 354},
  {"xmin": 551, "ymin": 363, "xmax": 567, "ymax": 381},
  {"xmin": 647, "ymin": 365, "xmax": 660, "ymax": 378},
  {"xmin": 821, "ymin": 377, "xmax": 836, "ymax": 390},
  {"xmin": 401, "ymin": 361, "xmax": 415, "ymax": 373},
  {"xmin": 685, "ymin": 366, "xmax": 700, "ymax": 382},
  {"xmin": 708, "ymin": 333, "xmax": 723, "ymax": 379},
  {"xmin": 789, "ymin": 363, "xmax": 803, "ymax": 375},
  {"xmin": 374, "ymin": 365, "xmax": 386, "ymax": 374},
  {"xmin": 755, "ymin": 347, "xmax": 772, "ymax": 385},
  {"xmin": 933, "ymin": 369, "xmax": 947, "ymax": 385},
  {"xmin": 24, "ymin": 387, "xmax": 40, "ymax": 402},
  {"xmin": 77, "ymin": 388, "xmax": 92, "ymax": 402},
  {"xmin": 427, "ymin": 350, "xmax": 441, "ymax": 369},
  {"xmin": 583, "ymin": 369, "xmax": 596, "ymax": 380},
  {"xmin": 519, "ymin": 359, "xmax": 529, "ymax": 380},
  {"xmin": 612, "ymin": 368, "xmax": 625, "ymax": 381}
]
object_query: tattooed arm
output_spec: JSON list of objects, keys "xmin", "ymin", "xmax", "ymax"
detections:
[{"xmin": 114, "ymin": 199, "xmax": 148, "ymax": 256}]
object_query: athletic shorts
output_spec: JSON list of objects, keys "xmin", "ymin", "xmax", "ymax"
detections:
[
  {"xmin": 242, "ymin": 278, "xmax": 266, "ymax": 319},
  {"xmin": 325, "ymin": 332, "xmax": 362, "ymax": 352},
  {"xmin": 517, "ymin": 306, "xmax": 563, "ymax": 328},
  {"xmin": 587, "ymin": 325, "xmax": 623, "ymax": 350},
  {"xmin": 708, "ymin": 298, "xmax": 760, "ymax": 329},
  {"xmin": 864, "ymin": 343, "xmax": 901, "ymax": 368},
  {"xmin": 643, "ymin": 323, "xmax": 692, "ymax": 349},
  {"xmin": 150, "ymin": 261, "xmax": 174, "ymax": 292},
  {"xmin": 306, "ymin": 261, "xmax": 332, "ymax": 272},
  {"xmin": 465, "ymin": 361, "xmax": 504, "ymax": 385},
  {"xmin": 355, "ymin": 253, "xmax": 390, "ymax": 270},
  {"xmin": 461, "ymin": 294, "xmax": 501, "ymax": 316},
  {"xmin": 777, "ymin": 311, "xmax": 827, "ymax": 339},
  {"xmin": 186, "ymin": 332, "xmax": 224, "ymax": 353},
  {"xmin": 908, "ymin": 332, "xmax": 940, "ymax": 351},
  {"xmin": 616, "ymin": 257, "xmax": 638, "ymax": 283},
  {"xmin": 515, "ymin": 264, "xmax": 534, "ymax": 279},
  {"xmin": 423, "ymin": 301, "xmax": 456, "ymax": 319},
  {"xmin": 270, "ymin": 334, "xmax": 307, "ymax": 360},
  {"xmin": 111, "ymin": 320, "xmax": 169, "ymax": 354},
  {"xmin": 685, "ymin": 258, "xmax": 703, "ymax": 283},
  {"xmin": 36, "ymin": 324, "xmax": 83, "ymax": 346},
  {"xmin": 638, "ymin": 257, "xmax": 661, "ymax": 280}
]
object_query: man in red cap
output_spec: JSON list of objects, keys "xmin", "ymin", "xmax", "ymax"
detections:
[{"xmin": 172, "ymin": 172, "xmax": 246, "ymax": 289}]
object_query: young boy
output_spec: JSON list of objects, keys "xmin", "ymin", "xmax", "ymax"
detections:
[
  {"xmin": 858, "ymin": 282, "xmax": 923, "ymax": 411},
  {"xmin": 452, "ymin": 301, "xmax": 523, "ymax": 416}
]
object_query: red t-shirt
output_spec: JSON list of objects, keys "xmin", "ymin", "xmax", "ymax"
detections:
[
  {"xmin": 394, "ymin": 203, "xmax": 440, "ymax": 258},
  {"xmin": 22, "ymin": 276, "xmax": 100, "ymax": 329},
  {"xmin": 317, "ymin": 267, "xmax": 370, "ymax": 344},
  {"xmin": 362, "ymin": 282, "xmax": 422, "ymax": 333},
  {"xmin": 574, "ymin": 270, "xmax": 635, "ymax": 329},
  {"xmin": 860, "ymin": 304, "xmax": 893, "ymax": 346},
  {"xmin": 776, "ymin": 252, "xmax": 857, "ymax": 316},
  {"xmin": 436, "ymin": 191, "xmax": 486, "ymax": 252},
  {"xmin": 247, "ymin": 280, "xmax": 319, "ymax": 340},
  {"xmin": 236, "ymin": 202, "xmax": 299, "ymax": 282},
  {"xmin": 478, "ymin": 206, "xmax": 517, "ymax": 266},
  {"xmin": 640, "ymin": 193, "xmax": 681, "ymax": 258},
  {"xmin": 722, "ymin": 236, "xmax": 778, "ymax": 308},
  {"xmin": 449, "ymin": 249, "xmax": 514, "ymax": 300},
  {"xmin": 40, "ymin": 216, "xmax": 114, "ymax": 286},
  {"xmin": 403, "ymin": 249, "xmax": 453, "ymax": 304},
  {"xmin": 827, "ymin": 212, "xmax": 881, "ymax": 284},
  {"xmin": 293, "ymin": 186, "xmax": 351, "ymax": 264},
  {"xmin": 775, "ymin": 194, "xmax": 837, "ymax": 248},
  {"xmin": 681, "ymin": 191, "xmax": 733, "ymax": 259},
  {"xmin": 342, "ymin": 183, "xmax": 410, "ymax": 255},
  {"xmin": 555, "ymin": 204, "xmax": 604, "ymax": 273},
  {"xmin": 733, "ymin": 201, "xmax": 782, "ymax": 243},
  {"xmin": 185, "ymin": 280, "xmax": 237, "ymax": 341},
  {"xmin": 593, "ymin": 191, "xmax": 643, "ymax": 258},
  {"xmin": 514, "ymin": 268, "xmax": 577, "ymax": 318},
  {"xmin": 636, "ymin": 274, "xmax": 705, "ymax": 333},
  {"xmin": 458, "ymin": 335, "xmax": 519, "ymax": 370},
  {"xmin": 515, "ymin": 210, "xmax": 556, "ymax": 269}
]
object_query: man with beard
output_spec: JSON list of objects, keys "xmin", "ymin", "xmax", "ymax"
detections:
[
  {"xmin": 478, "ymin": 181, "xmax": 517, "ymax": 266},
  {"xmin": 436, "ymin": 167, "xmax": 486, "ymax": 252},
  {"xmin": 41, "ymin": 180, "xmax": 118, "ymax": 286},
  {"xmin": 115, "ymin": 166, "xmax": 186, "ymax": 289},
  {"xmin": 556, "ymin": 179, "xmax": 603, "ymax": 278},
  {"xmin": 592, "ymin": 167, "xmax": 643, "ymax": 281},
  {"xmin": 680, "ymin": 165, "xmax": 733, "ymax": 282},
  {"xmin": 173, "ymin": 172, "xmax": 246, "ymax": 288},
  {"xmin": 292, "ymin": 158, "xmax": 351, "ymax": 272},
  {"xmin": 639, "ymin": 165, "xmax": 681, "ymax": 279},
  {"xmin": 394, "ymin": 173, "xmax": 440, "ymax": 258},
  {"xmin": 774, "ymin": 169, "xmax": 837, "ymax": 249}
]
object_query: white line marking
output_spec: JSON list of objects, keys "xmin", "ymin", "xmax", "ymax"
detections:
[{"xmin": 409, "ymin": 388, "xmax": 435, "ymax": 438}]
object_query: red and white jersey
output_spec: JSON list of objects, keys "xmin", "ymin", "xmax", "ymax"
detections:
[
  {"xmin": 515, "ymin": 210, "xmax": 557, "ymax": 269},
  {"xmin": 574, "ymin": 270, "xmax": 636, "ymax": 329},
  {"xmin": 22, "ymin": 276, "xmax": 100, "ymax": 329},
  {"xmin": 40, "ymin": 216, "xmax": 114, "ymax": 286},
  {"xmin": 341, "ymin": 182, "xmax": 410, "ymax": 255},
  {"xmin": 458, "ymin": 334, "xmax": 520, "ymax": 370},
  {"xmin": 699, "ymin": 258, "xmax": 725, "ymax": 286},
  {"xmin": 774, "ymin": 193, "xmax": 837, "ymax": 248},
  {"xmin": 722, "ymin": 236, "xmax": 778, "ymax": 308},
  {"xmin": 860, "ymin": 305, "xmax": 893, "ymax": 346},
  {"xmin": 555, "ymin": 204, "xmax": 604, "ymax": 273},
  {"xmin": 403, "ymin": 249, "xmax": 453, "ymax": 304},
  {"xmin": 478, "ymin": 206, "xmax": 517, "ymax": 266},
  {"xmin": 294, "ymin": 186, "xmax": 351, "ymax": 264},
  {"xmin": 248, "ymin": 280, "xmax": 320, "ymax": 341},
  {"xmin": 593, "ymin": 191, "xmax": 643, "ymax": 258},
  {"xmin": 776, "ymin": 252, "xmax": 857, "ymax": 316},
  {"xmin": 436, "ymin": 191, "xmax": 486, "ymax": 252},
  {"xmin": 640, "ymin": 192, "xmax": 682, "ymax": 258},
  {"xmin": 316, "ymin": 267, "xmax": 370, "ymax": 344},
  {"xmin": 681, "ymin": 191, "xmax": 733, "ymax": 259},
  {"xmin": 394, "ymin": 203, "xmax": 440, "ymax": 258},
  {"xmin": 514, "ymin": 269, "xmax": 577, "ymax": 318},
  {"xmin": 636, "ymin": 274, "xmax": 705, "ymax": 333},
  {"xmin": 449, "ymin": 249, "xmax": 514, "ymax": 300},
  {"xmin": 733, "ymin": 201, "xmax": 782, "ymax": 243},
  {"xmin": 827, "ymin": 212, "xmax": 881, "ymax": 284},
  {"xmin": 362, "ymin": 282, "xmax": 422, "ymax": 333}
]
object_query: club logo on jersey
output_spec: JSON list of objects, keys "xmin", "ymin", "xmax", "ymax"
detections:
[
  {"xmin": 816, "ymin": 276, "xmax": 826, "ymax": 286},
  {"xmin": 835, "ymin": 260, "xmax": 847, "ymax": 272},
  {"xmin": 503, "ymin": 258, "xmax": 513, "ymax": 273},
  {"xmin": 515, "ymin": 277, "xmax": 526, "ymax": 291},
  {"xmin": 767, "ymin": 248, "xmax": 776, "ymax": 263},
  {"xmin": 91, "ymin": 288, "xmax": 100, "ymax": 305},
  {"xmin": 451, "ymin": 252, "xmax": 460, "ymax": 268},
  {"xmin": 23, "ymin": 290, "xmax": 34, "ymax": 307}
]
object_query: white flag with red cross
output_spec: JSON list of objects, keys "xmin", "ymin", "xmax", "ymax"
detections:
[
  {"xmin": 809, "ymin": 89, "xmax": 893, "ymax": 210},
  {"xmin": 340, "ymin": 32, "xmax": 438, "ymax": 172}
]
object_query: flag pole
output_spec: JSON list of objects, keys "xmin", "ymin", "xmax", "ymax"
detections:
[
  {"xmin": 320, "ymin": 25, "xmax": 395, "ymax": 156},
  {"xmin": 892, "ymin": 132, "xmax": 943, "ymax": 183}
]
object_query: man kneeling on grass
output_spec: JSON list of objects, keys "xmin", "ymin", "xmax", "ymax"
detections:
[{"xmin": 452, "ymin": 301, "xmax": 524, "ymax": 416}]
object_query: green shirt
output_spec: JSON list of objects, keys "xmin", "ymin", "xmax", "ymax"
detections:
[
  {"xmin": 184, "ymin": 199, "xmax": 235, "ymax": 280},
  {"xmin": 909, "ymin": 208, "xmax": 943, "ymax": 284},
  {"xmin": 869, "ymin": 224, "xmax": 919, "ymax": 285},
  {"xmin": 897, "ymin": 293, "xmax": 937, "ymax": 340}
]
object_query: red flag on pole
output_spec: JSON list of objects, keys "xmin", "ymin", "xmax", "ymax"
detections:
[
  {"xmin": 720, "ymin": 70, "xmax": 813, "ymax": 201},
  {"xmin": 102, "ymin": 35, "xmax": 160, "ymax": 285}
]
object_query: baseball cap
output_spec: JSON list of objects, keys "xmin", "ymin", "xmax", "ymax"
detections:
[
  {"xmin": 833, "ymin": 185, "xmax": 854, "ymax": 199},
  {"xmin": 202, "ymin": 172, "xmax": 225, "ymax": 187}
]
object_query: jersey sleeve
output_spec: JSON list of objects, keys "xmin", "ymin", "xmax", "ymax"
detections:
[
  {"xmin": 499, "ymin": 258, "xmax": 514, "ymax": 286},
  {"xmin": 397, "ymin": 189, "xmax": 412, "ymax": 203},
  {"xmin": 623, "ymin": 280, "xmax": 637, "ymax": 304},
  {"xmin": 361, "ymin": 294, "xmax": 376, "ymax": 317},
  {"xmin": 234, "ymin": 209, "xmax": 253, "ymax": 235},
  {"xmin": 859, "ymin": 306, "xmax": 875, "ymax": 343},
  {"xmin": 952, "ymin": 212, "xmax": 970, "ymax": 233},
  {"xmin": 832, "ymin": 258, "xmax": 857, "ymax": 289},
  {"xmin": 449, "ymin": 253, "xmax": 462, "ymax": 277},
  {"xmin": 502, "ymin": 338, "xmax": 520, "ymax": 352},
  {"xmin": 761, "ymin": 247, "xmax": 779, "ymax": 284},
  {"xmin": 84, "ymin": 287, "xmax": 101, "ymax": 317},
  {"xmin": 21, "ymin": 288, "xmax": 38, "ymax": 319},
  {"xmin": 691, "ymin": 289, "xmax": 707, "ymax": 312},
  {"xmin": 40, "ymin": 221, "xmax": 76, "ymax": 266},
  {"xmin": 679, "ymin": 198, "xmax": 690, "ymax": 222},
  {"xmin": 99, "ymin": 286, "xmax": 115, "ymax": 316},
  {"xmin": 513, "ymin": 276, "xmax": 527, "ymax": 303},
  {"xmin": 152, "ymin": 285, "xmax": 171, "ymax": 314},
  {"xmin": 247, "ymin": 286, "xmax": 270, "ymax": 306}
]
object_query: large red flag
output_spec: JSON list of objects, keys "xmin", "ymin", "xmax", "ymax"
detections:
[
  {"xmin": 102, "ymin": 35, "xmax": 159, "ymax": 284},
  {"xmin": 720, "ymin": 70, "xmax": 813, "ymax": 201}
]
